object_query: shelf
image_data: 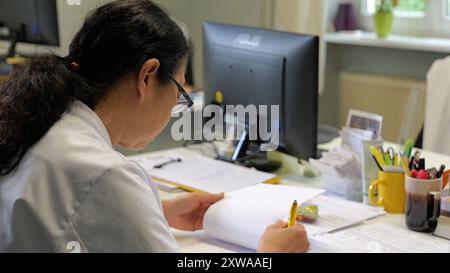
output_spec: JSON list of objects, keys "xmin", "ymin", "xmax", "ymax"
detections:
[{"xmin": 325, "ymin": 31, "xmax": 450, "ymax": 54}]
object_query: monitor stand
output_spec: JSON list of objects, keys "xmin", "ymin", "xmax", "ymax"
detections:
[
  {"xmin": 216, "ymin": 131, "xmax": 282, "ymax": 172},
  {"xmin": 239, "ymin": 153, "xmax": 283, "ymax": 173},
  {"xmin": 5, "ymin": 26, "xmax": 26, "ymax": 58}
]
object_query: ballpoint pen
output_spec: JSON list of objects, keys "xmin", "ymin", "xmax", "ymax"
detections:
[
  {"xmin": 153, "ymin": 158, "xmax": 182, "ymax": 169},
  {"xmin": 288, "ymin": 200, "xmax": 298, "ymax": 227}
]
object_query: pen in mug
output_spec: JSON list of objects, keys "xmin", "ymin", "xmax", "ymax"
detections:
[
  {"xmin": 372, "ymin": 156, "xmax": 383, "ymax": 172},
  {"xmin": 370, "ymin": 146, "xmax": 386, "ymax": 168},
  {"xmin": 384, "ymin": 153, "xmax": 393, "ymax": 166},
  {"xmin": 403, "ymin": 139, "xmax": 413, "ymax": 158},
  {"xmin": 400, "ymin": 154, "xmax": 411, "ymax": 177},
  {"xmin": 436, "ymin": 165, "xmax": 446, "ymax": 179}
]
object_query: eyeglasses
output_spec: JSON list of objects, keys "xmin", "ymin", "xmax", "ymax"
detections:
[{"xmin": 170, "ymin": 76, "xmax": 194, "ymax": 116}]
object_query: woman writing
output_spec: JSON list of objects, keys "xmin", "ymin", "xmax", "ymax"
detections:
[{"xmin": 0, "ymin": 0, "xmax": 309, "ymax": 253}]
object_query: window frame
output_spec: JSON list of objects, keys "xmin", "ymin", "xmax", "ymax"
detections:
[
  {"xmin": 443, "ymin": 0, "xmax": 450, "ymax": 19},
  {"xmin": 429, "ymin": 0, "xmax": 450, "ymax": 37}
]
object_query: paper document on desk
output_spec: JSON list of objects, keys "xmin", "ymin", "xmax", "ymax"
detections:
[
  {"xmin": 135, "ymin": 149, "xmax": 279, "ymax": 194},
  {"xmin": 310, "ymin": 223, "xmax": 450, "ymax": 253},
  {"xmin": 310, "ymin": 148, "xmax": 363, "ymax": 201},
  {"xmin": 304, "ymin": 195, "xmax": 385, "ymax": 236},
  {"xmin": 203, "ymin": 184, "xmax": 324, "ymax": 251},
  {"xmin": 341, "ymin": 127, "xmax": 374, "ymax": 157},
  {"xmin": 341, "ymin": 109, "xmax": 383, "ymax": 158},
  {"xmin": 310, "ymin": 148, "xmax": 362, "ymax": 179}
]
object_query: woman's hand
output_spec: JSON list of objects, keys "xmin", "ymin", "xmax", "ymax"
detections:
[
  {"xmin": 258, "ymin": 220, "xmax": 310, "ymax": 253},
  {"xmin": 163, "ymin": 192, "xmax": 225, "ymax": 231}
]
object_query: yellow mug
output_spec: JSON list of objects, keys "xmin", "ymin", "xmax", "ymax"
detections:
[{"xmin": 368, "ymin": 171, "xmax": 405, "ymax": 214}]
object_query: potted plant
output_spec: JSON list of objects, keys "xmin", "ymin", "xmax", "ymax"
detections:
[{"xmin": 374, "ymin": 0, "xmax": 398, "ymax": 38}]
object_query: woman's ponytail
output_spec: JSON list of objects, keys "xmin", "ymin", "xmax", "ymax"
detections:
[
  {"xmin": 0, "ymin": 55, "xmax": 88, "ymax": 175},
  {"xmin": 0, "ymin": 0, "xmax": 190, "ymax": 176}
]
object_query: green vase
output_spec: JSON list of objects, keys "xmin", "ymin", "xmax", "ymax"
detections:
[{"xmin": 374, "ymin": 10, "xmax": 394, "ymax": 38}]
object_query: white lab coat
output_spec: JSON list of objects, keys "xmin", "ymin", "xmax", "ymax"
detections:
[
  {"xmin": 424, "ymin": 56, "xmax": 450, "ymax": 155},
  {"xmin": 0, "ymin": 100, "xmax": 180, "ymax": 253}
]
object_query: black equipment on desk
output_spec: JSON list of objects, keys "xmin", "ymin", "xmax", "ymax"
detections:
[
  {"xmin": 203, "ymin": 22, "xmax": 319, "ymax": 166},
  {"xmin": 0, "ymin": 0, "xmax": 59, "ymax": 58}
]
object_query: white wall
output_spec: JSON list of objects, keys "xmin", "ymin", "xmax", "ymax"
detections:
[
  {"xmin": 158, "ymin": 0, "xmax": 272, "ymax": 87},
  {"xmin": 1, "ymin": 0, "xmax": 269, "ymax": 88}
]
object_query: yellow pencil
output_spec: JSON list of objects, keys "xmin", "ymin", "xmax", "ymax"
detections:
[
  {"xmin": 370, "ymin": 146, "xmax": 386, "ymax": 168},
  {"xmin": 400, "ymin": 154, "xmax": 411, "ymax": 177},
  {"xmin": 288, "ymin": 200, "xmax": 298, "ymax": 227}
]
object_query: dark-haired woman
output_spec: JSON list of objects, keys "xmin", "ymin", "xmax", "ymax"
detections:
[{"xmin": 0, "ymin": 0, "xmax": 309, "ymax": 253}]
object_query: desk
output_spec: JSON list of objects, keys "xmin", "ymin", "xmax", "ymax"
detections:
[{"xmin": 130, "ymin": 138, "xmax": 450, "ymax": 253}]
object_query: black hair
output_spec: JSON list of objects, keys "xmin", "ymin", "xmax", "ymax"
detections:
[{"xmin": 0, "ymin": 0, "xmax": 190, "ymax": 175}]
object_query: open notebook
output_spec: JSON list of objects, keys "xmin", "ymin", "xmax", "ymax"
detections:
[
  {"xmin": 202, "ymin": 185, "xmax": 385, "ymax": 251},
  {"xmin": 203, "ymin": 184, "xmax": 325, "ymax": 250},
  {"xmin": 134, "ymin": 148, "xmax": 280, "ymax": 193}
]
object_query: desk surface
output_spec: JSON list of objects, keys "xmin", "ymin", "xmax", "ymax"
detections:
[{"xmin": 132, "ymin": 138, "xmax": 450, "ymax": 253}]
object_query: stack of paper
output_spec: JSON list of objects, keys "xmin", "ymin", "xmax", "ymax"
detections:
[
  {"xmin": 134, "ymin": 148, "xmax": 280, "ymax": 194},
  {"xmin": 310, "ymin": 148, "xmax": 363, "ymax": 201},
  {"xmin": 310, "ymin": 148, "xmax": 361, "ymax": 179},
  {"xmin": 342, "ymin": 109, "xmax": 383, "ymax": 158},
  {"xmin": 309, "ymin": 110, "xmax": 384, "ymax": 202},
  {"xmin": 203, "ymin": 184, "xmax": 325, "ymax": 251}
]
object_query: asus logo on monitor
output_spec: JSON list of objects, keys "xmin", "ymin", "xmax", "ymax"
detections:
[
  {"xmin": 66, "ymin": 0, "xmax": 81, "ymax": 6},
  {"xmin": 234, "ymin": 34, "xmax": 262, "ymax": 47}
]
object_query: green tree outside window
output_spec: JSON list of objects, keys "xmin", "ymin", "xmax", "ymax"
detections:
[{"xmin": 394, "ymin": 0, "xmax": 426, "ymax": 12}]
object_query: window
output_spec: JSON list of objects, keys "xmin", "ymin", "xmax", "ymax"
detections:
[
  {"xmin": 395, "ymin": 0, "xmax": 426, "ymax": 14},
  {"xmin": 363, "ymin": 0, "xmax": 426, "ymax": 17},
  {"xmin": 360, "ymin": 0, "xmax": 450, "ymax": 38},
  {"xmin": 447, "ymin": 0, "xmax": 450, "ymax": 17}
]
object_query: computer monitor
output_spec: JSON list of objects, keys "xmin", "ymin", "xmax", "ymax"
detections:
[
  {"xmin": 203, "ymin": 22, "xmax": 319, "ymax": 160},
  {"xmin": 0, "ymin": 0, "xmax": 59, "ymax": 57}
]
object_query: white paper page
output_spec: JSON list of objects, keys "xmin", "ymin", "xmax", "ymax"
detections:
[
  {"xmin": 310, "ymin": 223, "xmax": 450, "ymax": 253},
  {"xmin": 309, "ymin": 159, "xmax": 341, "ymax": 177},
  {"xmin": 135, "ymin": 149, "xmax": 276, "ymax": 193},
  {"xmin": 203, "ymin": 184, "xmax": 324, "ymax": 251},
  {"xmin": 304, "ymin": 195, "xmax": 385, "ymax": 236},
  {"xmin": 341, "ymin": 127, "xmax": 373, "ymax": 157}
]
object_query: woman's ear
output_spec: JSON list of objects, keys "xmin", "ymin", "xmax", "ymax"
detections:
[{"xmin": 137, "ymin": 58, "xmax": 161, "ymax": 96}]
